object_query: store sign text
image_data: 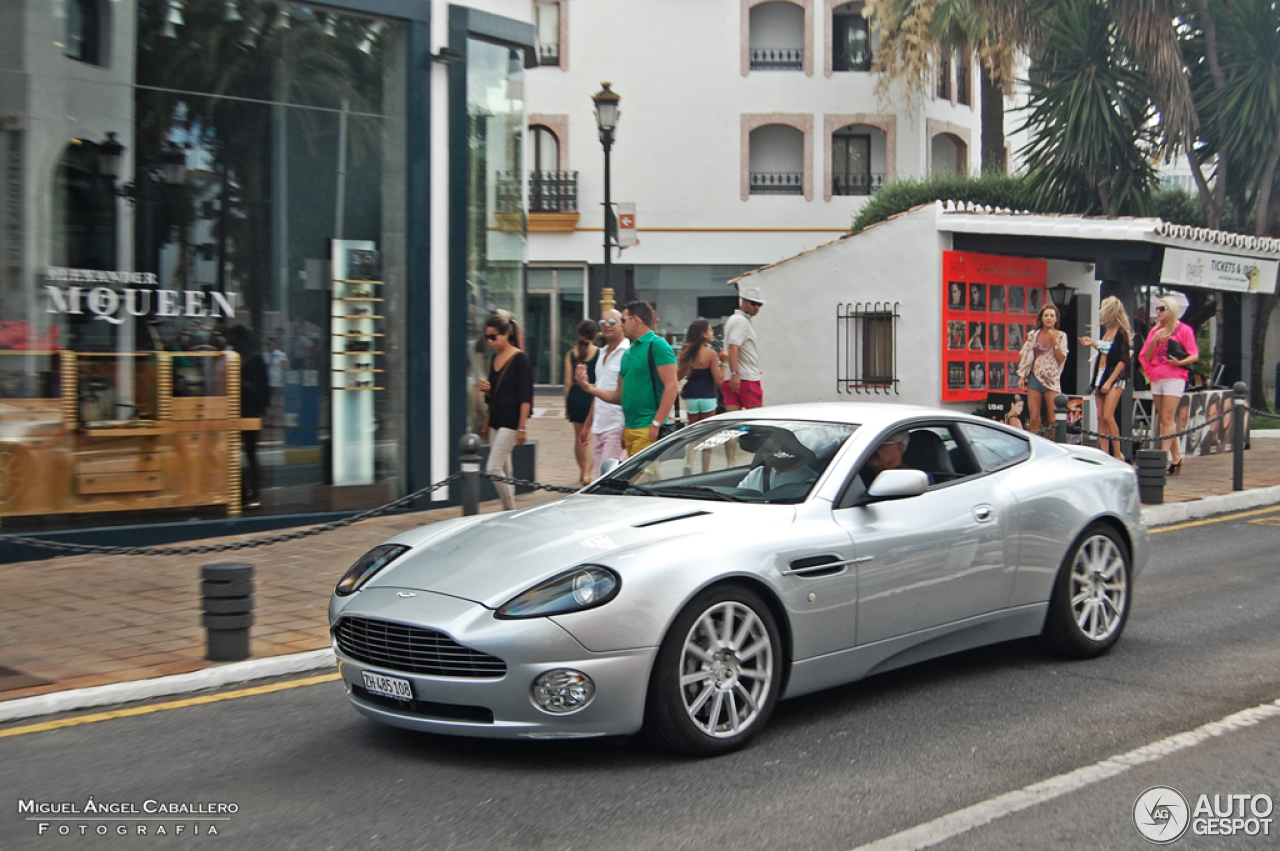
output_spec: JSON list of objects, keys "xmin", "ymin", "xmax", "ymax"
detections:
[{"xmin": 43, "ymin": 268, "xmax": 236, "ymax": 326}]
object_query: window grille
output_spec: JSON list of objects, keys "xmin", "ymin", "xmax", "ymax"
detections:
[{"xmin": 837, "ymin": 301, "xmax": 898, "ymax": 394}]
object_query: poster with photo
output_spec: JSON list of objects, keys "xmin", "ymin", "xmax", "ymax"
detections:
[
  {"xmin": 345, "ymin": 249, "xmax": 380, "ymax": 281},
  {"xmin": 986, "ymin": 392, "xmax": 1028, "ymax": 430},
  {"xmin": 941, "ymin": 252, "xmax": 1048, "ymax": 402}
]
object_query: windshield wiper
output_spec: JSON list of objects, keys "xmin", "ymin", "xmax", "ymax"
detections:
[
  {"xmin": 591, "ymin": 478, "xmax": 661, "ymax": 497},
  {"xmin": 651, "ymin": 485, "xmax": 746, "ymax": 502}
]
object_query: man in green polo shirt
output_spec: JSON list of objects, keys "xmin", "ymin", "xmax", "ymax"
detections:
[{"xmin": 575, "ymin": 299, "xmax": 678, "ymax": 455}]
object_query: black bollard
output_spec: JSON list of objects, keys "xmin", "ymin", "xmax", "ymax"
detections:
[
  {"xmin": 1135, "ymin": 449, "xmax": 1167, "ymax": 504},
  {"xmin": 1054, "ymin": 394, "xmax": 1069, "ymax": 443},
  {"xmin": 459, "ymin": 433, "xmax": 482, "ymax": 516},
  {"xmin": 201, "ymin": 562, "xmax": 254, "ymax": 662},
  {"xmin": 1233, "ymin": 381, "xmax": 1248, "ymax": 491}
]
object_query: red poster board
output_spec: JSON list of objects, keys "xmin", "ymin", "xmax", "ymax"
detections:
[{"xmin": 941, "ymin": 251, "xmax": 1048, "ymax": 403}]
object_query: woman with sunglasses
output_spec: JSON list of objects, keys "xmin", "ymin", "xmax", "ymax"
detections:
[
  {"xmin": 477, "ymin": 313, "xmax": 533, "ymax": 510},
  {"xmin": 1078, "ymin": 296, "xmax": 1133, "ymax": 461},
  {"xmin": 1139, "ymin": 296, "xmax": 1199, "ymax": 474},
  {"xmin": 1015, "ymin": 302, "xmax": 1069, "ymax": 434}
]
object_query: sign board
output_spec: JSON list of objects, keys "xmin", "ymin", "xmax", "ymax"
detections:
[
  {"xmin": 941, "ymin": 251, "xmax": 1048, "ymax": 403},
  {"xmin": 617, "ymin": 202, "xmax": 636, "ymax": 248},
  {"xmin": 1159, "ymin": 247, "xmax": 1278, "ymax": 295}
]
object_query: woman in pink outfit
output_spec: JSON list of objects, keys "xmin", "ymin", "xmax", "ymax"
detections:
[{"xmin": 1139, "ymin": 296, "xmax": 1199, "ymax": 474}]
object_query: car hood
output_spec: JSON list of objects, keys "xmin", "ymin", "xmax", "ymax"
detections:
[{"xmin": 360, "ymin": 494, "xmax": 794, "ymax": 608}]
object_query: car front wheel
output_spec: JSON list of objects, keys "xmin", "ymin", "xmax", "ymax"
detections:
[
  {"xmin": 1040, "ymin": 523, "xmax": 1131, "ymax": 658},
  {"xmin": 645, "ymin": 584, "xmax": 782, "ymax": 756}
]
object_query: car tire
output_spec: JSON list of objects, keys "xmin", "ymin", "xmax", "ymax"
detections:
[
  {"xmin": 644, "ymin": 584, "xmax": 782, "ymax": 756},
  {"xmin": 1039, "ymin": 523, "xmax": 1131, "ymax": 659}
]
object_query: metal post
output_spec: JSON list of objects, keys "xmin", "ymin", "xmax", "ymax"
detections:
[
  {"xmin": 201, "ymin": 562, "xmax": 254, "ymax": 662},
  {"xmin": 601, "ymin": 128, "xmax": 613, "ymax": 296},
  {"xmin": 1054, "ymin": 393, "xmax": 1069, "ymax": 443},
  {"xmin": 460, "ymin": 433, "xmax": 482, "ymax": 516},
  {"xmin": 1233, "ymin": 381, "xmax": 1247, "ymax": 491}
]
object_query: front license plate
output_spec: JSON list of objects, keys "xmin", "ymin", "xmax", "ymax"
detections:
[{"xmin": 362, "ymin": 670, "xmax": 413, "ymax": 701}]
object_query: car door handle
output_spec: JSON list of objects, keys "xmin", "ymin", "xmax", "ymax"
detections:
[
  {"xmin": 973, "ymin": 505, "xmax": 995, "ymax": 522},
  {"xmin": 784, "ymin": 555, "xmax": 871, "ymax": 576}
]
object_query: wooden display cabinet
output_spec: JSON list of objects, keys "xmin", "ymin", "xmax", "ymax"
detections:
[{"xmin": 0, "ymin": 350, "xmax": 248, "ymax": 523}]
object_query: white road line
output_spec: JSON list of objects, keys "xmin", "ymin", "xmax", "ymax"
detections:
[{"xmin": 848, "ymin": 697, "xmax": 1280, "ymax": 851}]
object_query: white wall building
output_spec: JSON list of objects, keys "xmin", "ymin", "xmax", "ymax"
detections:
[{"xmin": 520, "ymin": 0, "xmax": 997, "ymax": 384}]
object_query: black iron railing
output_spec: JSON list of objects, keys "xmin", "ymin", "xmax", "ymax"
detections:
[
  {"xmin": 538, "ymin": 43, "xmax": 559, "ymax": 66},
  {"xmin": 832, "ymin": 173, "xmax": 885, "ymax": 196},
  {"xmin": 494, "ymin": 173, "xmax": 521, "ymax": 215},
  {"xmin": 528, "ymin": 170, "xmax": 578, "ymax": 212},
  {"xmin": 750, "ymin": 47, "xmax": 804, "ymax": 70},
  {"xmin": 750, "ymin": 172, "xmax": 804, "ymax": 195}
]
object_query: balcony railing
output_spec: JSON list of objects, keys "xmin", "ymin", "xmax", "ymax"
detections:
[
  {"xmin": 495, "ymin": 173, "xmax": 521, "ymax": 215},
  {"xmin": 538, "ymin": 42, "xmax": 559, "ymax": 66},
  {"xmin": 832, "ymin": 173, "xmax": 885, "ymax": 196},
  {"xmin": 528, "ymin": 170, "xmax": 578, "ymax": 212},
  {"xmin": 749, "ymin": 47, "xmax": 804, "ymax": 71},
  {"xmin": 750, "ymin": 172, "xmax": 804, "ymax": 195}
]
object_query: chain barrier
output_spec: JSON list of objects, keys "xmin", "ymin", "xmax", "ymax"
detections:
[
  {"xmin": 1067, "ymin": 401, "xmax": 1276, "ymax": 446},
  {"xmin": 0, "ymin": 471, "xmax": 583, "ymax": 557}
]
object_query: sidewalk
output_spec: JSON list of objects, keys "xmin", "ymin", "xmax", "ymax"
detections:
[{"xmin": 2, "ymin": 416, "xmax": 1278, "ymax": 721}]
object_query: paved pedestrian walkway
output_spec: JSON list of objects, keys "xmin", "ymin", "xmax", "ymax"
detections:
[{"xmin": 1, "ymin": 416, "xmax": 1278, "ymax": 713}]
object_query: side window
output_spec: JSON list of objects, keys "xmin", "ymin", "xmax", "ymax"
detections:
[
  {"xmin": 958, "ymin": 423, "xmax": 1031, "ymax": 471},
  {"xmin": 898, "ymin": 424, "xmax": 979, "ymax": 485}
]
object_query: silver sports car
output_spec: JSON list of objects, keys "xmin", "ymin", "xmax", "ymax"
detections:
[{"xmin": 329, "ymin": 403, "xmax": 1147, "ymax": 756}]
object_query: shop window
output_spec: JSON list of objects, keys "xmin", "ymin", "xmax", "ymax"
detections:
[
  {"xmin": 837, "ymin": 302, "xmax": 898, "ymax": 393},
  {"xmin": 67, "ymin": 0, "xmax": 107, "ymax": 65},
  {"xmin": 832, "ymin": 2, "xmax": 870, "ymax": 72}
]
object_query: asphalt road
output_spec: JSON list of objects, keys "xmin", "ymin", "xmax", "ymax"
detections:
[{"xmin": 2, "ymin": 509, "xmax": 1278, "ymax": 851}]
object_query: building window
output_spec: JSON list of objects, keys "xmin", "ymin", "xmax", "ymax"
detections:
[
  {"xmin": 67, "ymin": 0, "xmax": 104, "ymax": 65},
  {"xmin": 956, "ymin": 51, "xmax": 972, "ymax": 106},
  {"xmin": 837, "ymin": 302, "xmax": 898, "ymax": 393},
  {"xmin": 832, "ymin": 128, "xmax": 882, "ymax": 195},
  {"xmin": 749, "ymin": 2, "xmax": 805, "ymax": 71},
  {"xmin": 931, "ymin": 132, "xmax": 968, "ymax": 176},
  {"xmin": 535, "ymin": 2, "xmax": 560, "ymax": 66},
  {"xmin": 832, "ymin": 3, "xmax": 870, "ymax": 72},
  {"xmin": 936, "ymin": 48, "xmax": 952, "ymax": 100},
  {"xmin": 749, "ymin": 124, "xmax": 804, "ymax": 195}
]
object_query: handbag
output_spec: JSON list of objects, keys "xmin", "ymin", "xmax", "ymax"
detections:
[
  {"xmin": 648, "ymin": 342, "xmax": 684, "ymax": 440},
  {"xmin": 1165, "ymin": 338, "xmax": 1188, "ymax": 363}
]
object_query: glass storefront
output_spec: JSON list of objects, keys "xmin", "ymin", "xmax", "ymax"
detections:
[
  {"xmin": 2, "ymin": 0, "xmax": 409, "ymax": 526},
  {"xmin": 633, "ymin": 265, "xmax": 758, "ymax": 345}
]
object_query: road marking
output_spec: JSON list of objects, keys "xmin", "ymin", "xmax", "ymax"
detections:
[
  {"xmin": 845, "ymin": 697, "xmax": 1280, "ymax": 851},
  {"xmin": 1151, "ymin": 505, "xmax": 1280, "ymax": 534},
  {"xmin": 0, "ymin": 673, "xmax": 341, "ymax": 740}
]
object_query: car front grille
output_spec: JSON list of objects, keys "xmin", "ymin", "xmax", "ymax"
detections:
[{"xmin": 334, "ymin": 616, "xmax": 507, "ymax": 679}]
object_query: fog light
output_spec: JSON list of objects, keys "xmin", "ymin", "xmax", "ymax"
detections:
[{"xmin": 531, "ymin": 669, "xmax": 595, "ymax": 714}]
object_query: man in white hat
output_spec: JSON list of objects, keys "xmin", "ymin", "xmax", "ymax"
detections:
[{"xmin": 722, "ymin": 284, "xmax": 765, "ymax": 412}]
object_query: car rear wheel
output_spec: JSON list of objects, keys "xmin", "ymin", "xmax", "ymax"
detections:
[
  {"xmin": 1039, "ymin": 523, "xmax": 1131, "ymax": 658},
  {"xmin": 645, "ymin": 584, "xmax": 782, "ymax": 756}
]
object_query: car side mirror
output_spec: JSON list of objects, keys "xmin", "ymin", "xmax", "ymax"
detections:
[
  {"xmin": 867, "ymin": 469, "xmax": 929, "ymax": 500},
  {"xmin": 600, "ymin": 458, "xmax": 621, "ymax": 476}
]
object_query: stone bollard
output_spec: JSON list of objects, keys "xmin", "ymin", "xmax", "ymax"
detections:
[
  {"xmin": 1135, "ymin": 449, "xmax": 1167, "ymax": 505},
  {"xmin": 459, "ymin": 433, "xmax": 482, "ymax": 517},
  {"xmin": 201, "ymin": 562, "xmax": 254, "ymax": 662},
  {"xmin": 1054, "ymin": 394, "xmax": 1070, "ymax": 443}
]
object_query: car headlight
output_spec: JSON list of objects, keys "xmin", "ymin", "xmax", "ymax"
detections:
[
  {"xmin": 335, "ymin": 544, "xmax": 410, "ymax": 596},
  {"xmin": 496, "ymin": 566, "xmax": 620, "ymax": 619}
]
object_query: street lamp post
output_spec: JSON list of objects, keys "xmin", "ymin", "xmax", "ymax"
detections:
[{"xmin": 592, "ymin": 83, "xmax": 620, "ymax": 294}]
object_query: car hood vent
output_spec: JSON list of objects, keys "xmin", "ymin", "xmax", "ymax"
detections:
[{"xmin": 633, "ymin": 510, "xmax": 712, "ymax": 528}]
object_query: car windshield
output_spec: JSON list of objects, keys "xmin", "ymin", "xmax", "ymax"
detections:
[{"xmin": 585, "ymin": 419, "xmax": 859, "ymax": 504}]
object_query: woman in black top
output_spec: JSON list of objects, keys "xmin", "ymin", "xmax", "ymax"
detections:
[
  {"xmin": 677, "ymin": 318, "xmax": 724, "ymax": 474},
  {"xmin": 1078, "ymin": 296, "xmax": 1132, "ymax": 460},
  {"xmin": 477, "ymin": 313, "xmax": 533, "ymax": 510},
  {"xmin": 564, "ymin": 319, "xmax": 599, "ymax": 485}
]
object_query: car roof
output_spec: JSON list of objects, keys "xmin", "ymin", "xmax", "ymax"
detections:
[{"xmin": 712, "ymin": 402, "xmax": 985, "ymax": 431}]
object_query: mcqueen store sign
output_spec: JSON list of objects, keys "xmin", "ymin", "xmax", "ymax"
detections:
[{"xmin": 43, "ymin": 267, "xmax": 237, "ymax": 325}]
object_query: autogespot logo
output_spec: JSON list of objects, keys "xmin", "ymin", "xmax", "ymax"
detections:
[{"xmin": 1134, "ymin": 786, "xmax": 1191, "ymax": 844}]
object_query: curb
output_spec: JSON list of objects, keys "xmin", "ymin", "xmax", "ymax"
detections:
[
  {"xmin": 0, "ymin": 649, "xmax": 336, "ymax": 726},
  {"xmin": 1142, "ymin": 484, "xmax": 1280, "ymax": 527}
]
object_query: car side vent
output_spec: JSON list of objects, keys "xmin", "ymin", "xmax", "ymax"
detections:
[
  {"xmin": 1072, "ymin": 456, "xmax": 1103, "ymax": 466},
  {"xmin": 633, "ymin": 511, "xmax": 711, "ymax": 528}
]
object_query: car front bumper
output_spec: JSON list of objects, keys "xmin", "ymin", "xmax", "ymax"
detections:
[{"xmin": 331, "ymin": 588, "xmax": 656, "ymax": 739}]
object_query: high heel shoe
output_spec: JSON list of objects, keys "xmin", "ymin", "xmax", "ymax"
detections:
[{"xmin": 1167, "ymin": 461, "xmax": 1182, "ymax": 476}]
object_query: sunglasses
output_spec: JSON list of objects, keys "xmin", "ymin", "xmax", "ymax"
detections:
[
  {"xmin": 600, "ymin": 318, "xmax": 619, "ymax": 326},
  {"xmin": 485, "ymin": 333, "xmax": 500, "ymax": 341},
  {"xmin": 747, "ymin": 300, "xmax": 763, "ymax": 308},
  {"xmin": 1155, "ymin": 306, "xmax": 1168, "ymax": 313}
]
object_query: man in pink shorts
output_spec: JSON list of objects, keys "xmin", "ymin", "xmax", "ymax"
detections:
[{"xmin": 722, "ymin": 284, "xmax": 765, "ymax": 410}]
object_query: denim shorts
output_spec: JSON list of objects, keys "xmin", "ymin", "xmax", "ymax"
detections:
[
  {"xmin": 1026, "ymin": 373, "xmax": 1048, "ymax": 393},
  {"xmin": 684, "ymin": 397, "xmax": 718, "ymax": 415}
]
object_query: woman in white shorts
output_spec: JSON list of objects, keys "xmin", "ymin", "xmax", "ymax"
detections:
[{"xmin": 1139, "ymin": 296, "xmax": 1199, "ymax": 474}]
